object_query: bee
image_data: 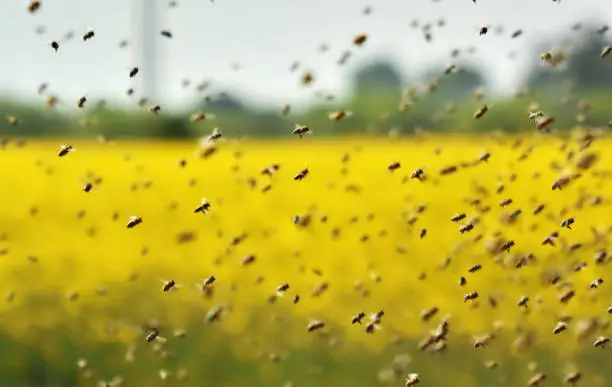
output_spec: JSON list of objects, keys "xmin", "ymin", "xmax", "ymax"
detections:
[
  {"xmin": 364, "ymin": 320, "xmax": 380, "ymax": 334},
  {"xmin": 405, "ymin": 373, "xmax": 421, "ymax": 386},
  {"xmin": 58, "ymin": 144, "xmax": 74, "ymax": 157},
  {"xmin": 499, "ymin": 198, "xmax": 513, "ymax": 207},
  {"xmin": 82, "ymin": 29, "xmax": 95, "ymax": 41},
  {"xmin": 528, "ymin": 372, "xmax": 547, "ymax": 387},
  {"xmin": 552, "ymin": 175, "xmax": 572, "ymax": 190},
  {"xmin": 46, "ymin": 95, "xmax": 58, "ymax": 109},
  {"xmin": 464, "ymin": 291, "xmax": 479, "ymax": 302},
  {"xmin": 479, "ymin": 151, "xmax": 490, "ymax": 162},
  {"xmin": 145, "ymin": 329, "xmax": 160, "ymax": 343},
  {"xmin": 479, "ymin": 26, "xmax": 488, "ymax": 35},
  {"xmin": 352, "ymin": 312, "xmax": 366, "ymax": 324},
  {"xmin": 261, "ymin": 164, "xmax": 281, "ymax": 176},
  {"xmin": 161, "ymin": 280, "xmax": 177, "ymax": 292},
  {"xmin": 276, "ymin": 283, "xmax": 290, "ymax": 294},
  {"xmin": 601, "ymin": 46, "xmax": 612, "ymax": 58},
  {"xmin": 77, "ymin": 96, "xmax": 87, "ymax": 108},
  {"xmin": 517, "ymin": 296, "xmax": 529, "ymax": 307},
  {"xmin": 301, "ymin": 72, "xmax": 313, "ymax": 85},
  {"xmin": 451, "ymin": 213, "xmax": 467, "ymax": 222},
  {"xmin": 294, "ymin": 168, "xmax": 309, "ymax": 181},
  {"xmin": 190, "ymin": 112, "xmax": 214, "ymax": 123},
  {"xmin": 160, "ymin": 30, "xmax": 173, "ymax": 38},
  {"xmin": 126, "ymin": 216, "xmax": 142, "ymax": 228},
  {"xmin": 542, "ymin": 231, "xmax": 559, "ymax": 246},
  {"xmin": 28, "ymin": 1, "xmax": 42, "ymax": 13},
  {"xmin": 149, "ymin": 105, "xmax": 161, "ymax": 114},
  {"xmin": 468, "ymin": 264, "xmax": 482, "ymax": 273},
  {"xmin": 329, "ymin": 110, "xmax": 352, "ymax": 121},
  {"xmin": 353, "ymin": 34, "xmax": 367, "ymax": 45},
  {"xmin": 589, "ymin": 278, "xmax": 603, "ymax": 289},
  {"xmin": 593, "ymin": 336, "xmax": 610, "ymax": 348},
  {"xmin": 306, "ymin": 320, "xmax": 325, "ymax": 332},
  {"xmin": 241, "ymin": 254, "xmax": 256, "ymax": 266},
  {"xmin": 207, "ymin": 128, "xmax": 222, "ymax": 142},
  {"xmin": 194, "ymin": 198, "xmax": 211, "ymax": 214},
  {"xmin": 206, "ymin": 305, "xmax": 223, "ymax": 323},
  {"xmin": 594, "ymin": 250, "xmax": 607, "ymax": 265},
  {"xmin": 293, "ymin": 295, "xmax": 300, "ymax": 304},
  {"xmin": 561, "ymin": 217, "xmax": 575, "ymax": 229},
  {"xmin": 528, "ymin": 111, "xmax": 544, "ymax": 121},
  {"xmin": 50, "ymin": 41, "xmax": 59, "ymax": 52},
  {"xmin": 7, "ymin": 116, "xmax": 19, "ymax": 126},
  {"xmin": 460, "ymin": 223, "xmax": 474, "ymax": 233},
  {"xmin": 474, "ymin": 105, "xmax": 488, "ymax": 119},
  {"xmin": 281, "ymin": 104, "xmax": 291, "ymax": 116},
  {"xmin": 558, "ymin": 289, "xmax": 575, "ymax": 304},
  {"xmin": 411, "ymin": 168, "xmax": 425, "ymax": 180},
  {"xmin": 419, "ymin": 228, "xmax": 427, "ymax": 238},
  {"xmin": 500, "ymin": 240, "xmax": 515, "ymax": 253},
  {"xmin": 537, "ymin": 116, "xmax": 554, "ymax": 132},
  {"xmin": 388, "ymin": 161, "xmax": 401, "ymax": 171},
  {"xmin": 420, "ymin": 306, "xmax": 439, "ymax": 322},
  {"xmin": 551, "ymin": 321, "xmax": 568, "ymax": 335},
  {"xmin": 292, "ymin": 124, "xmax": 311, "ymax": 138},
  {"xmin": 444, "ymin": 64, "xmax": 459, "ymax": 75},
  {"xmin": 129, "ymin": 67, "xmax": 139, "ymax": 78},
  {"xmin": 440, "ymin": 165, "xmax": 457, "ymax": 175},
  {"xmin": 564, "ymin": 371, "xmax": 581, "ymax": 385}
]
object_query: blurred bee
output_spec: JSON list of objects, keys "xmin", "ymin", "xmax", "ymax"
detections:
[
  {"xmin": 276, "ymin": 283, "xmax": 290, "ymax": 295},
  {"xmin": 160, "ymin": 30, "xmax": 173, "ymax": 38},
  {"xmin": 149, "ymin": 105, "xmax": 161, "ymax": 114},
  {"xmin": 126, "ymin": 216, "xmax": 142, "ymax": 228},
  {"xmin": 46, "ymin": 95, "xmax": 58, "ymax": 109},
  {"xmin": 553, "ymin": 321, "xmax": 567, "ymax": 334},
  {"xmin": 451, "ymin": 213, "xmax": 466, "ymax": 222},
  {"xmin": 420, "ymin": 228, "xmax": 427, "ymax": 238},
  {"xmin": 206, "ymin": 305, "xmax": 224, "ymax": 323},
  {"xmin": 293, "ymin": 295, "xmax": 300, "ymax": 304},
  {"xmin": 564, "ymin": 371, "xmax": 581, "ymax": 385},
  {"xmin": 190, "ymin": 112, "xmax": 216, "ymax": 123},
  {"xmin": 388, "ymin": 161, "xmax": 401, "ymax": 171},
  {"xmin": 529, "ymin": 111, "xmax": 544, "ymax": 121},
  {"xmin": 294, "ymin": 168, "xmax": 309, "ymax": 181},
  {"xmin": 207, "ymin": 128, "xmax": 222, "ymax": 142},
  {"xmin": 420, "ymin": 306, "xmax": 439, "ymax": 322},
  {"xmin": 537, "ymin": 116, "xmax": 554, "ymax": 132},
  {"xmin": 593, "ymin": 336, "xmax": 609, "ymax": 348},
  {"xmin": 561, "ymin": 217, "xmax": 575, "ymax": 229},
  {"xmin": 559, "ymin": 289, "xmax": 575, "ymax": 304},
  {"xmin": 410, "ymin": 168, "xmax": 425, "ymax": 181},
  {"xmin": 306, "ymin": 320, "xmax": 325, "ymax": 332},
  {"xmin": 464, "ymin": 291, "xmax": 479, "ymax": 302},
  {"xmin": 145, "ymin": 328, "xmax": 160, "ymax": 343},
  {"xmin": 479, "ymin": 151, "xmax": 490, "ymax": 162},
  {"xmin": 528, "ymin": 372, "xmax": 547, "ymax": 387},
  {"xmin": 479, "ymin": 26, "xmax": 488, "ymax": 35},
  {"xmin": 77, "ymin": 96, "xmax": 87, "ymax": 108},
  {"xmin": 601, "ymin": 46, "xmax": 611, "ymax": 58},
  {"xmin": 292, "ymin": 124, "xmax": 311, "ymax": 138},
  {"xmin": 474, "ymin": 105, "xmax": 488, "ymax": 119},
  {"xmin": 194, "ymin": 198, "xmax": 211, "ymax": 214},
  {"xmin": 28, "ymin": 1, "xmax": 42, "ymax": 14},
  {"xmin": 301, "ymin": 72, "xmax": 313, "ymax": 85},
  {"xmin": 353, "ymin": 34, "xmax": 367, "ymax": 45},
  {"xmin": 7, "ymin": 116, "xmax": 19, "ymax": 126},
  {"xmin": 445, "ymin": 64, "xmax": 459, "ymax": 75},
  {"xmin": 162, "ymin": 280, "xmax": 178, "ymax": 292},
  {"xmin": 82, "ymin": 29, "xmax": 95, "ymax": 41},
  {"xmin": 329, "ymin": 110, "xmax": 352, "ymax": 121},
  {"xmin": 405, "ymin": 373, "xmax": 420, "ymax": 386},
  {"xmin": 129, "ymin": 67, "xmax": 139, "ymax": 78},
  {"xmin": 58, "ymin": 144, "xmax": 74, "ymax": 157},
  {"xmin": 500, "ymin": 240, "xmax": 515, "ymax": 253},
  {"xmin": 261, "ymin": 164, "xmax": 281, "ymax": 176},
  {"xmin": 281, "ymin": 104, "xmax": 291, "ymax": 116},
  {"xmin": 352, "ymin": 312, "xmax": 366, "ymax": 324}
]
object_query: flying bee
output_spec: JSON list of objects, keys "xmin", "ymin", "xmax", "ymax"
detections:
[
  {"xmin": 517, "ymin": 296, "xmax": 529, "ymax": 307},
  {"xmin": 190, "ymin": 112, "xmax": 215, "ymax": 123},
  {"xmin": 533, "ymin": 204, "xmax": 545, "ymax": 215},
  {"xmin": 474, "ymin": 105, "xmax": 488, "ymax": 119},
  {"xmin": 329, "ymin": 110, "xmax": 352, "ymax": 121},
  {"xmin": 410, "ymin": 168, "xmax": 425, "ymax": 181},
  {"xmin": 7, "ymin": 116, "xmax": 19, "ymax": 126},
  {"xmin": 601, "ymin": 46, "xmax": 612, "ymax": 58},
  {"xmin": 281, "ymin": 104, "xmax": 291, "ymax": 116},
  {"xmin": 468, "ymin": 264, "xmax": 482, "ymax": 273},
  {"xmin": 28, "ymin": 1, "xmax": 41, "ymax": 13},
  {"xmin": 589, "ymin": 278, "xmax": 603, "ymax": 289},
  {"xmin": 593, "ymin": 336, "xmax": 609, "ymax": 348},
  {"xmin": 201, "ymin": 275, "xmax": 216, "ymax": 289},
  {"xmin": 58, "ymin": 144, "xmax": 74, "ymax": 157},
  {"xmin": 553, "ymin": 321, "xmax": 567, "ymax": 334},
  {"xmin": 129, "ymin": 67, "xmax": 139, "ymax": 78},
  {"xmin": 149, "ymin": 105, "xmax": 161, "ymax": 114},
  {"xmin": 194, "ymin": 198, "xmax": 211, "ymax": 214},
  {"xmin": 564, "ymin": 371, "xmax": 581, "ymax": 385},
  {"xmin": 293, "ymin": 168, "xmax": 309, "ymax": 181},
  {"xmin": 364, "ymin": 320, "xmax": 380, "ymax": 334},
  {"xmin": 82, "ymin": 29, "xmax": 95, "ymax": 41},
  {"xmin": 460, "ymin": 222, "xmax": 474, "ymax": 233},
  {"xmin": 126, "ymin": 216, "xmax": 142, "ymax": 228},
  {"xmin": 301, "ymin": 72, "xmax": 313, "ymax": 85},
  {"xmin": 420, "ymin": 306, "xmax": 439, "ymax": 322},
  {"xmin": 353, "ymin": 33, "xmax": 367, "ymax": 45},
  {"xmin": 552, "ymin": 175, "xmax": 572, "ymax": 190},
  {"xmin": 479, "ymin": 151, "xmax": 490, "ymax": 162},
  {"xmin": 499, "ymin": 198, "xmax": 513, "ymax": 207},
  {"xmin": 276, "ymin": 283, "xmax": 290, "ymax": 295},
  {"xmin": 77, "ymin": 96, "xmax": 87, "ymax": 108},
  {"xmin": 537, "ymin": 116, "xmax": 554, "ymax": 132},
  {"xmin": 261, "ymin": 164, "xmax": 281, "ymax": 176},
  {"xmin": 145, "ymin": 328, "xmax": 160, "ymax": 343},
  {"xmin": 160, "ymin": 30, "xmax": 173, "ymax": 38},
  {"xmin": 528, "ymin": 372, "xmax": 547, "ymax": 387},
  {"xmin": 479, "ymin": 26, "xmax": 488, "ymax": 35},
  {"xmin": 50, "ymin": 41, "xmax": 59, "ymax": 52},
  {"xmin": 206, "ymin": 305, "xmax": 223, "ymax": 323},
  {"xmin": 46, "ymin": 95, "xmax": 58, "ymax": 108},
  {"xmin": 207, "ymin": 128, "xmax": 222, "ymax": 142},
  {"xmin": 445, "ymin": 64, "xmax": 459, "ymax": 75},
  {"xmin": 500, "ymin": 240, "xmax": 515, "ymax": 253},
  {"xmin": 451, "ymin": 213, "xmax": 466, "ymax": 222},
  {"xmin": 388, "ymin": 161, "xmax": 401, "ymax": 171},
  {"xmin": 293, "ymin": 295, "xmax": 300, "ymax": 304},
  {"xmin": 306, "ymin": 320, "xmax": 325, "ymax": 332},
  {"xmin": 528, "ymin": 111, "xmax": 544, "ymax": 121},
  {"xmin": 420, "ymin": 228, "xmax": 427, "ymax": 238},
  {"xmin": 561, "ymin": 217, "xmax": 575, "ymax": 229},
  {"xmin": 558, "ymin": 289, "xmax": 575, "ymax": 304},
  {"xmin": 292, "ymin": 124, "xmax": 311, "ymax": 138},
  {"xmin": 161, "ymin": 279, "xmax": 178, "ymax": 292},
  {"xmin": 542, "ymin": 231, "xmax": 559, "ymax": 246},
  {"xmin": 464, "ymin": 292, "xmax": 479, "ymax": 302},
  {"xmin": 352, "ymin": 312, "xmax": 366, "ymax": 324},
  {"xmin": 405, "ymin": 373, "xmax": 420, "ymax": 386}
]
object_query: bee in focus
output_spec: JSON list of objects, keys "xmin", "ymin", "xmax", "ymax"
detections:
[
  {"xmin": 474, "ymin": 105, "xmax": 489, "ymax": 119},
  {"xmin": 58, "ymin": 144, "xmax": 74, "ymax": 157},
  {"xmin": 293, "ymin": 168, "xmax": 309, "ymax": 181},
  {"xmin": 194, "ymin": 198, "xmax": 211, "ymax": 214},
  {"xmin": 126, "ymin": 216, "xmax": 142, "ymax": 228},
  {"xmin": 292, "ymin": 124, "xmax": 311, "ymax": 138}
]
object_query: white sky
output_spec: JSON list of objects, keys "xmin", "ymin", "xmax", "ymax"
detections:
[{"xmin": 1, "ymin": 0, "xmax": 611, "ymax": 112}]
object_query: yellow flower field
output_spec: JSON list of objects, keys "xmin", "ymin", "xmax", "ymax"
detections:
[{"xmin": 0, "ymin": 134, "xmax": 610, "ymax": 386}]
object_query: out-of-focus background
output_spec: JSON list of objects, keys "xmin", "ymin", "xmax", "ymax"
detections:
[{"xmin": 2, "ymin": 1, "xmax": 612, "ymax": 387}]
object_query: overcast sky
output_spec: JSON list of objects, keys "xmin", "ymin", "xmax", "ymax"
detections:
[{"xmin": 1, "ymin": 0, "xmax": 611, "ymax": 112}]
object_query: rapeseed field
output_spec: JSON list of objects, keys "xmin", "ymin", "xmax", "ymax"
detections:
[{"xmin": 0, "ymin": 134, "xmax": 610, "ymax": 387}]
